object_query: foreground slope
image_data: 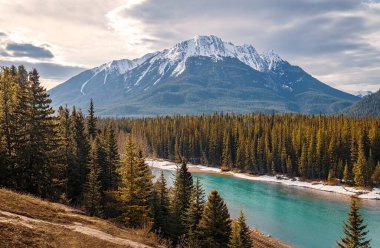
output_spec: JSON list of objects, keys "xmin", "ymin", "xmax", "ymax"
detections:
[
  {"xmin": 49, "ymin": 35, "xmax": 358, "ymax": 116},
  {"xmin": 0, "ymin": 188, "xmax": 291, "ymax": 248},
  {"xmin": 345, "ymin": 89, "xmax": 380, "ymax": 116},
  {"xmin": 0, "ymin": 188, "xmax": 162, "ymax": 248}
]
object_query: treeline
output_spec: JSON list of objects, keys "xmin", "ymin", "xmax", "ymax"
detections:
[
  {"xmin": 0, "ymin": 66, "xmax": 254, "ymax": 247},
  {"xmin": 101, "ymin": 113, "xmax": 380, "ymax": 187},
  {"xmin": 0, "ymin": 66, "xmax": 119, "ymax": 203}
]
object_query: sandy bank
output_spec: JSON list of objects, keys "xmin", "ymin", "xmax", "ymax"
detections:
[{"xmin": 146, "ymin": 159, "xmax": 380, "ymax": 200}]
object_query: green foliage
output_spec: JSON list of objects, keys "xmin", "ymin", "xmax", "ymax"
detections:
[
  {"xmin": 114, "ymin": 113, "xmax": 380, "ymax": 187},
  {"xmin": 371, "ymin": 162, "xmax": 380, "ymax": 187},
  {"xmin": 197, "ymin": 190, "xmax": 232, "ymax": 248},
  {"xmin": 338, "ymin": 198, "xmax": 371, "ymax": 248},
  {"xmin": 84, "ymin": 143, "xmax": 102, "ymax": 216},
  {"xmin": 346, "ymin": 89, "xmax": 380, "ymax": 117},
  {"xmin": 186, "ymin": 178, "xmax": 205, "ymax": 241},
  {"xmin": 115, "ymin": 135, "xmax": 153, "ymax": 227},
  {"xmin": 229, "ymin": 211, "xmax": 253, "ymax": 248},
  {"xmin": 170, "ymin": 160, "xmax": 194, "ymax": 240},
  {"xmin": 87, "ymin": 98, "xmax": 97, "ymax": 140},
  {"xmin": 151, "ymin": 171, "xmax": 170, "ymax": 236}
]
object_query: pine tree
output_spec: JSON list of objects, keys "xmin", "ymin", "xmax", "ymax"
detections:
[
  {"xmin": 343, "ymin": 162, "xmax": 352, "ymax": 185},
  {"xmin": 197, "ymin": 190, "xmax": 232, "ymax": 248},
  {"xmin": 84, "ymin": 142, "xmax": 102, "ymax": 216},
  {"xmin": 222, "ymin": 131, "xmax": 233, "ymax": 170},
  {"xmin": 14, "ymin": 69, "xmax": 58, "ymax": 198},
  {"xmin": 106, "ymin": 125, "xmax": 120, "ymax": 189},
  {"xmin": 170, "ymin": 160, "xmax": 194, "ymax": 240},
  {"xmin": 116, "ymin": 136, "xmax": 153, "ymax": 227},
  {"xmin": 354, "ymin": 141, "xmax": 367, "ymax": 187},
  {"xmin": 229, "ymin": 211, "xmax": 253, "ymax": 248},
  {"xmin": 338, "ymin": 197, "xmax": 371, "ymax": 248},
  {"xmin": 87, "ymin": 98, "xmax": 97, "ymax": 140},
  {"xmin": 68, "ymin": 109, "xmax": 90, "ymax": 204},
  {"xmin": 186, "ymin": 178, "xmax": 205, "ymax": 242},
  {"xmin": 371, "ymin": 162, "xmax": 380, "ymax": 187},
  {"xmin": 0, "ymin": 68, "xmax": 17, "ymax": 187},
  {"xmin": 151, "ymin": 171, "xmax": 170, "ymax": 236}
]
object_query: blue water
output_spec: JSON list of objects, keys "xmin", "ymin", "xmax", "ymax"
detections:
[{"xmin": 152, "ymin": 168, "xmax": 380, "ymax": 248}]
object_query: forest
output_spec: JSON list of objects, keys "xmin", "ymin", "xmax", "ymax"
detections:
[
  {"xmin": 102, "ymin": 113, "xmax": 380, "ymax": 187},
  {"xmin": 0, "ymin": 66, "xmax": 254, "ymax": 247},
  {"xmin": 0, "ymin": 66, "xmax": 373, "ymax": 247}
]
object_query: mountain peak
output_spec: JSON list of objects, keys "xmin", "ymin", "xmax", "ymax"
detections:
[{"xmin": 49, "ymin": 35, "xmax": 359, "ymax": 116}]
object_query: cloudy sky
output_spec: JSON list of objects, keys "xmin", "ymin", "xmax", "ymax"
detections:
[{"xmin": 0, "ymin": 0, "xmax": 379, "ymax": 93}]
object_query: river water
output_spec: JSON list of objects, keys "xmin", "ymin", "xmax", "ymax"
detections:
[{"xmin": 152, "ymin": 168, "xmax": 380, "ymax": 248}]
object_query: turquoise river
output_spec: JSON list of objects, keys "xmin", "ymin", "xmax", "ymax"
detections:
[{"xmin": 152, "ymin": 168, "xmax": 380, "ymax": 248}]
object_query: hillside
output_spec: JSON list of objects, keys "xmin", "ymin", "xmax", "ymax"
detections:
[
  {"xmin": 0, "ymin": 188, "xmax": 163, "ymax": 248},
  {"xmin": 48, "ymin": 35, "xmax": 359, "ymax": 116},
  {"xmin": 0, "ymin": 188, "xmax": 291, "ymax": 248},
  {"xmin": 345, "ymin": 89, "xmax": 380, "ymax": 116}
]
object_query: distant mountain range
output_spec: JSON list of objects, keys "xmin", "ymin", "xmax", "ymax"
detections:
[
  {"xmin": 345, "ymin": 89, "xmax": 380, "ymax": 116},
  {"xmin": 354, "ymin": 90, "xmax": 373, "ymax": 98},
  {"xmin": 49, "ymin": 35, "xmax": 359, "ymax": 116}
]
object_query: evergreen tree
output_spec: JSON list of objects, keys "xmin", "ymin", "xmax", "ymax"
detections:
[
  {"xmin": 68, "ymin": 109, "xmax": 90, "ymax": 203},
  {"xmin": 106, "ymin": 125, "xmax": 120, "ymax": 189},
  {"xmin": 338, "ymin": 198, "xmax": 371, "ymax": 248},
  {"xmin": 170, "ymin": 160, "xmax": 194, "ymax": 240},
  {"xmin": 151, "ymin": 171, "xmax": 170, "ymax": 236},
  {"xmin": 14, "ymin": 69, "xmax": 58, "ymax": 198},
  {"xmin": 371, "ymin": 162, "xmax": 380, "ymax": 187},
  {"xmin": 116, "ymin": 136, "xmax": 153, "ymax": 227},
  {"xmin": 343, "ymin": 162, "xmax": 352, "ymax": 185},
  {"xmin": 197, "ymin": 190, "xmax": 232, "ymax": 248},
  {"xmin": 229, "ymin": 211, "xmax": 253, "ymax": 248},
  {"xmin": 84, "ymin": 143, "xmax": 102, "ymax": 216},
  {"xmin": 222, "ymin": 131, "xmax": 233, "ymax": 170},
  {"xmin": 186, "ymin": 178, "xmax": 205, "ymax": 242},
  {"xmin": 87, "ymin": 98, "xmax": 97, "ymax": 140},
  {"xmin": 354, "ymin": 141, "xmax": 367, "ymax": 187}
]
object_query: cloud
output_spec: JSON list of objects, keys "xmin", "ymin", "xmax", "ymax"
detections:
[
  {"xmin": 0, "ymin": 0, "xmax": 379, "ymax": 93},
  {"xmin": 0, "ymin": 60, "xmax": 86, "ymax": 89},
  {"xmin": 107, "ymin": 0, "xmax": 380, "ymax": 92},
  {"xmin": 5, "ymin": 43, "xmax": 54, "ymax": 59}
]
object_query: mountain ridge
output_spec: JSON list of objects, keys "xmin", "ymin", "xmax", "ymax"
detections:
[
  {"xmin": 49, "ymin": 35, "xmax": 359, "ymax": 116},
  {"xmin": 345, "ymin": 89, "xmax": 380, "ymax": 116}
]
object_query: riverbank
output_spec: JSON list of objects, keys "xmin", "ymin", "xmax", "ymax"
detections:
[{"xmin": 146, "ymin": 159, "xmax": 380, "ymax": 200}]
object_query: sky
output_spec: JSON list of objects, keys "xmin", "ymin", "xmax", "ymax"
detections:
[{"xmin": 0, "ymin": 0, "xmax": 379, "ymax": 93}]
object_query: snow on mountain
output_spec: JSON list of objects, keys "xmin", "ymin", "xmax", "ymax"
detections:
[
  {"xmin": 79, "ymin": 35, "xmax": 285, "ymax": 94},
  {"xmin": 150, "ymin": 35, "xmax": 281, "ymax": 76},
  {"xmin": 353, "ymin": 90, "xmax": 373, "ymax": 98}
]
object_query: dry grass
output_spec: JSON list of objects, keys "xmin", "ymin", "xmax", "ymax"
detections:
[
  {"xmin": 0, "ymin": 188, "xmax": 163, "ymax": 248},
  {"xmin": 0, "ymin": 188, "xmax": 291, "ymax": 248}
]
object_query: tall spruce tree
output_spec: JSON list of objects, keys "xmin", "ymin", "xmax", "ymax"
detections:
[
  {"xmin": 84, "ymin": 142, "xmax": 102, "ymax": 216},
  {"xmin": 371, "ymin": 162, "xmax": 380, "ymax": 187},
  {"xmin": 151, "ymin": 171, "xmax": 170, "ymax": 236},
  {"xmin": 186, "ymin": 178, "xmax": 206, "ymax": 242},
  {"xmin": 354, "ymin": 140, "xmax": 367, "ymax": 187},
  {"xmin": 170, "ymin": 160, "xmax": 193, "ymax": 240},
  {"xmin": 87, "ymin": 98, "xmax": 97, "ymax": 140},
  {"xmin": 68, "ymin": 109, "xmax": 90, "ymax": 204},
  {"xmin": 338, "ymin": 198, "xmax": 371, "ymax": 248},
  {"xmin": 229, "ymin": 211, "xmax": 253, "ymax": 248},
  {"xmin": 222, "ymin": 131, "xmax": 233, "ymax": 170},
  {"xmin": 197, "ymin": 190, "xmax": 232, "ymax": 248},
  {"xmin": 106, "ymin": 125, "xmax": 120, "ymax": 189},
  {"xmin": 14, "ymin": 69, "xmax": 58, "ymax": 198},
  {"xmin": 116, "ymin": 136, "xmax": 153, "ymax": 227}
]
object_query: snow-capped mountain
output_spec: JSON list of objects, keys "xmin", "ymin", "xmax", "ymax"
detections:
[
  {"xmin": 49, "ymin": 35, "xmax": 359, "ymax": 116},
  {"xmin": 353, "ymin": 90, "xmax": 373, "ymax": 98}
]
